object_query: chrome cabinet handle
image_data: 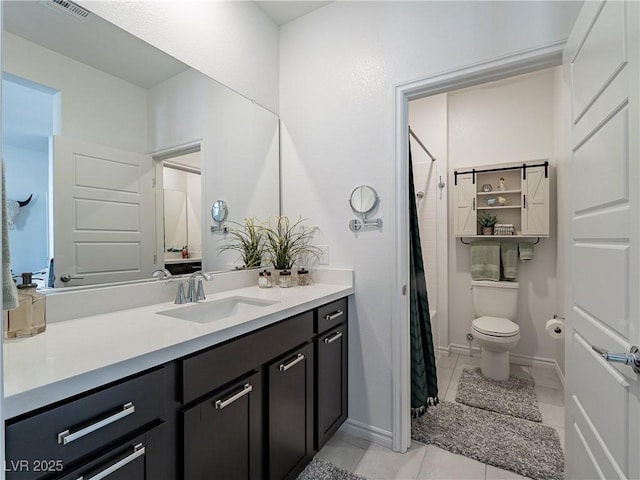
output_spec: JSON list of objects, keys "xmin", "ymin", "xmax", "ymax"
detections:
[
  {"xmin": 215, "ymin": 384, "xmax": 253, "ymax": 410},
  {"xmin": 324, "ymin": 332, "xmax": 343, "ymax": 344},
  {"xmin": 279, "ymin": 353, "xmax": 305, "ymax": 372},
  {"xmin": 324, "ymin": 310, "xmax": 344, "ymax": 321},
  {"xmin": 77, "ymin": 443, "xmax": 145, "ymax": 480},
  {"xmin": 58, "ymin": 402, "xmax": 135, "ymax": 445},
  {"xmin": 592, "ymin": 345, "xmax": 640, "ymax": 374}
]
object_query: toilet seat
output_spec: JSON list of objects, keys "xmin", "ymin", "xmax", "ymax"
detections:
[{"xmin": 472, "ymin": 316, "xmax": 519, "ymax": 337}]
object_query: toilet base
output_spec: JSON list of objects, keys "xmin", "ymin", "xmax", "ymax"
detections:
[{"xmin": 480, "ymin": 347, "xmax": 511, "ymax": 381}]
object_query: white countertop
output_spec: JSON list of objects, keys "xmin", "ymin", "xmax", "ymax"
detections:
[{"xmin": 3, "ymin": 280, "xmax": 353, "ymax": 419}]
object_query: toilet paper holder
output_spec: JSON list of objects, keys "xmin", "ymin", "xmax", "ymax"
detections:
[{"xmin": 552, "ymin": 314, "xmax": 565, "ymax": 333}]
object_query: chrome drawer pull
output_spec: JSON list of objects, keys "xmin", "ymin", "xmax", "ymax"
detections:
[
  {"xmin": 77, "ymin": 443, "xmax": 145, "ymax": 480},
  {"xmin": 279, "ymin": 353, "xmax": 305, "ymax": 372},
  {"xmin": 324, "ymin": 332, "xmax": 343, "ymax": 344},
  {"xmin": 324, "ymin": 310, "xmax": 344, "ymax": 321},
  {"xmin": 215, "ymin": 384, "xmax": 253, "ymax": 410},
  {"xmin": 58, "ymin": 402, "xmax": 135, "ymax": 445}
]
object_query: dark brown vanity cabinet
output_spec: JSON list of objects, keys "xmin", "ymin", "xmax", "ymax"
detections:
[
  {"xmin": 315, "ymin": 298, "xmax": 349, "ymax": 450},
  {"xmin": 268, "ymin": 343, "xmax": 314, "ymax": 480},
  {"xmin": 182, "ymin": 371, "xmax": 263, "ymax": 480},
  {"xmin": 5, "ymin": 367, "xmax": 171, "ymax": 480},
  {"xmin": 5, "ymin": 296, "xmax": 349, "ymax": 480}
]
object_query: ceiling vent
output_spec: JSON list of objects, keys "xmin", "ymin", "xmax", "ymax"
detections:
[{"xmin": 43, "ymin": 0, "xmax": 92, "ymax": 23}]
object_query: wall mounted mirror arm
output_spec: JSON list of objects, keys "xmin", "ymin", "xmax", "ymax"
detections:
[{"xmin": 349, "ymin": 185, "xmax": 382, "ymax": 232}]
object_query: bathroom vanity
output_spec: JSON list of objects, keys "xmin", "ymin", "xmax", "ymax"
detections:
[{"xmin": 3, "ymin": 275, "xmax": 352, "ymax": 480}]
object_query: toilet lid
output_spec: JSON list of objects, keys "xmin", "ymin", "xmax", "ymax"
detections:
[{"xmin": 472, "ymin": 316, "xmax": 519, "ymax": 337}]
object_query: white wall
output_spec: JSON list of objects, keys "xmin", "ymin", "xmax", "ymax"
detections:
[
  {"xmin": 280, "ymin": 1, "xmax": 581, "ymax": 438},
  {"xmin": 447, "ymin": 68, "xmax": 562, "ymax": 363},
  {"xmin": 4, "ymin": 33, "xmax": 147, "ymax": 153},
  {"xmin": 78, "ymin": 0, "xmax": 280, "ymax": 114}
]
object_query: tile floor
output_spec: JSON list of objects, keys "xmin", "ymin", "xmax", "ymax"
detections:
[{"xmin": 316, "ymin": 353, "xmax": 565, "ymax": 480}]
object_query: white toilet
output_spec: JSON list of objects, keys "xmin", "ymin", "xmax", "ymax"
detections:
[{"xmin": 471, "ymin": 280, "xmax": 520, "ymax": 381}]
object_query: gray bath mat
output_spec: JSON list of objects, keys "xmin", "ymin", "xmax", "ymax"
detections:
[
  {"xmin": 297, "ymin": 459, "xmax": 367, "ymax": 480},
  {"xmin": 455, "ymin": 367, "xmax": 543, "ymax": 422},
  {"xmin": 412, "ymin": 401, "xmax": 563, "ymax": 480}
]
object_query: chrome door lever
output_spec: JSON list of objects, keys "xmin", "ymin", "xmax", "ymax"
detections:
[{"xmin": 592, "ymin": 345, "xmax": 640, "ymax": 374}]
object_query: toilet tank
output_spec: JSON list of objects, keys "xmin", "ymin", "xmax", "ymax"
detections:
[{"xmin": 472, "ymin": 281, "xmax": 519, "ymax": 320}]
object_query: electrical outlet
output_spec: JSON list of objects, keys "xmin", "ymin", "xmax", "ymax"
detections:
[{"xmin": 318, "ymin": 245, "xmax": 329, "ymax": 265}]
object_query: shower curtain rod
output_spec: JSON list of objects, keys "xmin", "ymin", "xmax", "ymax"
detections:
[{"xmin": 409, "ymin": 127, "xmax": 436, "ymax": 162}]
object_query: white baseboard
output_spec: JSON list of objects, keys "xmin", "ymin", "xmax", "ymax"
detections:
[
  {"xmin": 339, "ymin": 418, "xmax": 393, "ymax": 450},
  {"xmin": 448, "ymin": 343, "xmax": 564, "ymax": 383}
]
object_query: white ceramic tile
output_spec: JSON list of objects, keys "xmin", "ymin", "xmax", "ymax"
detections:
[
  {"xmin": 444, "ymin": 387, "xmax": 457, "ymax": 403},
  {"xmin": 529, "ymin": 366, "xmax": 563, "ymax": 389},
  {"xmin": 437, "ymin": 367, "xmax": 454, "ymax": 393},
  {"xmin": 332, "ymin": 430, "xmax": 372, "ymax": 450},
  {"xmin": 485, "ymin": 464, "xmax": 533, "ymax": 480},
  {"xmin": 436, "ymin": 353, "xmax": 458, "ymax": 369},
  {"xmin": 535, "ymin": 385, "xmax": 564, "ymax": 407},
  {"xmin": 316, "ymin": 436, "xmax": 368, "ymax": 472},
  {"xmin": 417, "ymin": 445, "xmax": 486, "ymax": 479},
  {"xmin": 354, "ymin": 442, "xmax": 427, "ymax": 480},
  {"xmin": 538, "ymin": 402, "xmax": 565, "ymax": 427}
]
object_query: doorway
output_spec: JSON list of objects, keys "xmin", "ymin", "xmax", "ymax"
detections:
[{"xmin": 393, "ymin": 44, "xmax": 565, "ymax": 452}]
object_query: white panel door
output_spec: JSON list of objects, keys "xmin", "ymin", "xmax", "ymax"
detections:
[
  {"xmin": 521, "ymin": 167, "xmax": 549, "ymax": 235},
  {"xmin": 454, "ymin": 173, "xmax": 476, "ymax": 236},
  {"xmin": 53, "ymin": 136, "xmax": 155, "ymax": 287},
  {"xmin": 564, "ymin": 1, "xmax": 640, "ymax": 479}
]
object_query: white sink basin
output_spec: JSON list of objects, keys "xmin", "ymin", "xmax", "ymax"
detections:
[{"xmin": 158, "ymin": 296, "xmax": 279, "ymax": 324}]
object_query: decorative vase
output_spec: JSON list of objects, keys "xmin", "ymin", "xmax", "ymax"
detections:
[{"xmin": 482, "ymin": 226, "xmax": 494, "ymax": 235}]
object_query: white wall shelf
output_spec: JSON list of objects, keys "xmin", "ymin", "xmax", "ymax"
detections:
[{"xmin": 453, "ymin": 160, "xmax": 550, "ymax": 237}]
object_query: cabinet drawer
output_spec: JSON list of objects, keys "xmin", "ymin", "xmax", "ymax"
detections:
[
  {"xmin": 182, "ymin": 311, "xmax": 313, "ymax": 404},
  {"xmin": 6, "ymin": 368, "xmax": 166, "ymax": 480},
  {"xmin": 316, "ymin": 298, "xmax": 347, "ymax": 334}
]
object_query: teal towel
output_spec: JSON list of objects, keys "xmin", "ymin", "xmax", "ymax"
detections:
[
  {"xmin": 501, "ymin": 242, "xmax": 518, "ymax": 280},
  {"xmin": 519, "ymin": 242, "xmax": 535, "ymax": 261},
  {"xmin": 470, "ymin": 240, "xmax": 500, "ymax": 281},
  {"xmin": 2, "ymin": 159, "xmax": 18, "ymax": 310}
]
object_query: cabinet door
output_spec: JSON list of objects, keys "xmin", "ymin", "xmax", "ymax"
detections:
[
  {"xmin": 522, "ymin": 167, "xmax": 549, "ymax": 235},
  {"xmin": 454, "ymin": 173, "xmax": 477, "ymax": 236},
  {"xmin": 268, "ymin": 343, "xmax": 314, "ymax": 480},
  {"xmin": 316, "ymin": 323, "xmax": 348, "ymax": 450},
  {"xmin": 183, "ymin": 372, "xmax": 263, "ymax": 480}
]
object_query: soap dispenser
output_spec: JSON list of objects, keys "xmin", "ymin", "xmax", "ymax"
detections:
[{"xmin": 5, "ymin": 272, "xmax": 46, "ymax": 338}]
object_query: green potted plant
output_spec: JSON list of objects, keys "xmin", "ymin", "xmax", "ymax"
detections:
[
  {"xmin": 219, "ymin": 217, "xmax": 265, "ymax": 268},
  {"xmin": 478, "ymin": 212, "xmax": 497, "ymax": 235},
  {"xmin": 262, "ymin": 216, "xmax": 322, "ymax": 279}
]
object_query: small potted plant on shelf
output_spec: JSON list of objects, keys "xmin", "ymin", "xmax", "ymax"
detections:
[
  {"xmin": 219, "ymin": 217, "xmax": 265, "ymax": 268},
  {"xmin": 478, "ymin": 212, "xmax": 497, "ymax": 235}
]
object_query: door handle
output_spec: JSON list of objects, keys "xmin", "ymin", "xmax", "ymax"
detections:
[
  {"xmin": 77, "ymin": 443, "xmax": 145, "ymax": 480},
  {"xmin": 58, "ymin": 402, "xmax": 135, "ymax": 445},
  {"xmin": 60, "ymin": 273, "xmax": 84, "ymax": 283},
  {"xmin": 214, "ymin": 384, "xmax": 253, "ymax": 410},
  {"xmin": 279, "ymin": 353, "xmax": 305, "ymax": 372},
  {"xmin": 324, "ymin": 310, "xmax": 344, "ymax": 322},
  {"xmin": 592, "ymin": 345, "xmax": 640, "ymax": 374}
]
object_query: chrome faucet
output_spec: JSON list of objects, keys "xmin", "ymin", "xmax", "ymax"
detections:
[{"xmin": 187, "ymin": 271, "xmax": 213, "ymax": 303}]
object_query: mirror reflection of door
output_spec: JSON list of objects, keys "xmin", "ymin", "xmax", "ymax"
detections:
[{"xmin": 161, "ymin": 151, "xmax": 202, "ymax": 267}]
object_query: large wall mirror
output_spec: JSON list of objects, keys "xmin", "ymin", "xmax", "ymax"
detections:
[{"xmin": 2, "ymin": 1, "xmax": 280, "ymax": 288}]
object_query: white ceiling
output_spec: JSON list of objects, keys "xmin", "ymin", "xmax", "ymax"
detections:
[
  {"xmin": 255, "ymin": 1, "xmax": 332, "ymax": 25},
  {"xmin": 3, "ymin": 1, "xmax": 189, "ymax": 89}
]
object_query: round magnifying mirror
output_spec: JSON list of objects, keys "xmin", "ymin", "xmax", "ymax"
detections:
[
  {"xmin": 211, "ymin": 200, "xmax": 228, "ymax": 223},
  {"xmin": 349, "ymin": 185, "xmax": 378, "ymax": 215}
]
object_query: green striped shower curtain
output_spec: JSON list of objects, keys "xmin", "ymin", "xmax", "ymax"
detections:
[{"xmin": 409, "ymin": 149, "xmax": 439, "ymax": 417}]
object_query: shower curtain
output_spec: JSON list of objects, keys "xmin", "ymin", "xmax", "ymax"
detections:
[{"xmin": 409, "ymin": 148, "xmax": 439, "ymax": 417}]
